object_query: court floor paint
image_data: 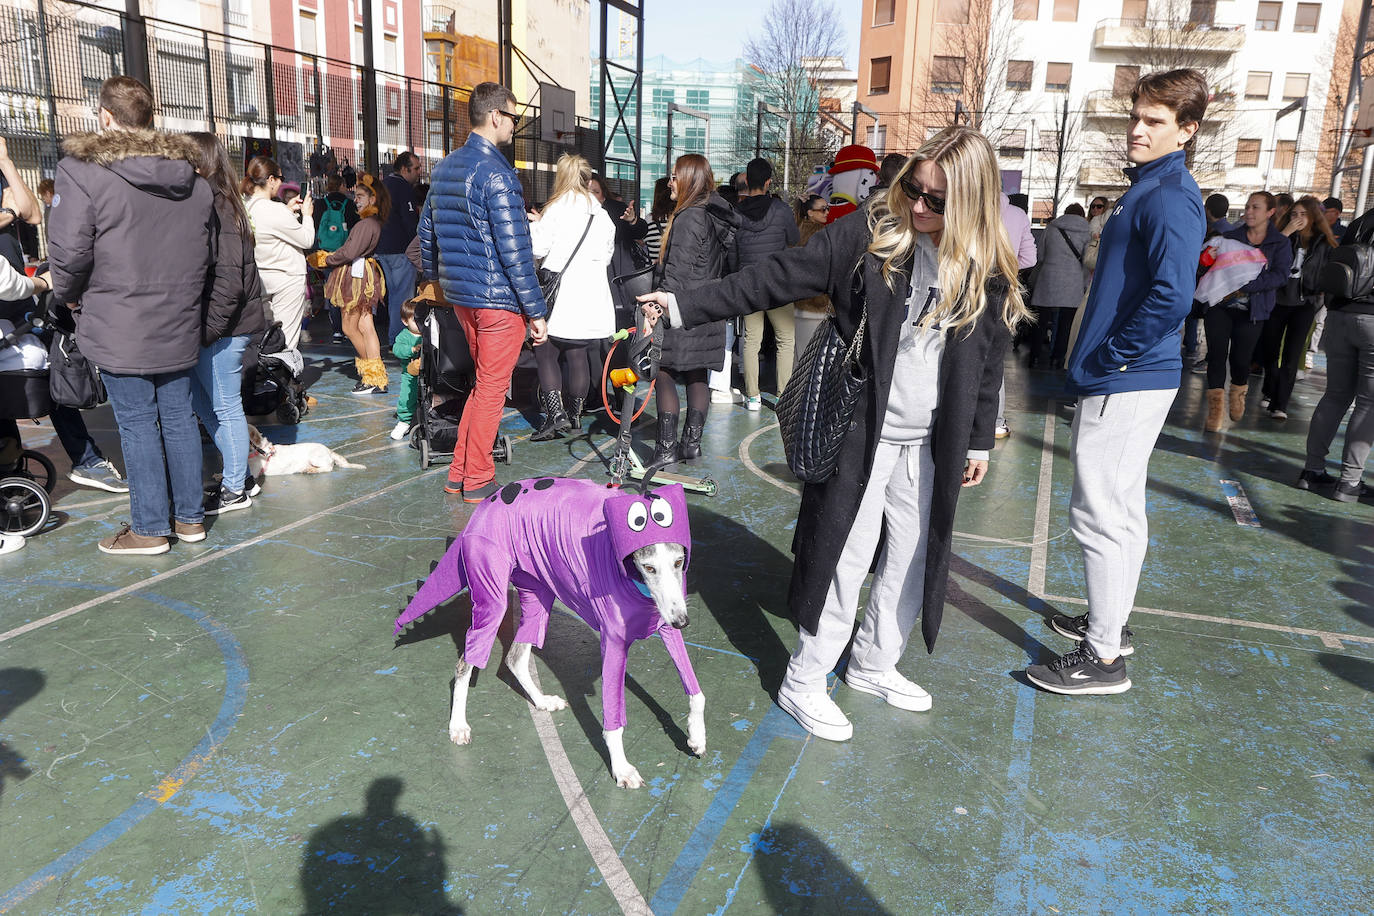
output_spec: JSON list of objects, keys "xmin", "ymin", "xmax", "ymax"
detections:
[{"xmin": 2, "ymin": 342, "xmax": 1371, "ymax": 915}]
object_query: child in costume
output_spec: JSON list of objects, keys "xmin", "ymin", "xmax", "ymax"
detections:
[
  {"xmin": 311, "ymin": 172, "xmax": 390, "ymax": 394},
  {"xmin": 390, "ymin": 299, "xmax": 423, "ymax": 440},
  {"xmin": 827, "ymin": 144, "xmax": 880, "ymax": 223}
]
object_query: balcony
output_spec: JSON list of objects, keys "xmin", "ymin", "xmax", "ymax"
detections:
[
  {"xmin": 1078, "ymin": 165, "xmax": 1225, "ymax": 188},
  {"xmin": 1084, "ymin": 89, "xmax": 1232, "ymax": 122},
  {"xmin": 1093, "ymin": 18, "xmax": 1245, "ymax": 54},
  {"xmin": 425, "ymin": 5, "xmax": 457, "ymax": 33}
]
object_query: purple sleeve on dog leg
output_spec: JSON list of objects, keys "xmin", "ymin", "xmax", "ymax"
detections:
[{"xmin": 658, "ymin": 626, "xmax": 702, "ymax": 697}]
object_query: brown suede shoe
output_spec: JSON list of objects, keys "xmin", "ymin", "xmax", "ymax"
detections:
[
  {"xmin": 173, "ymin": 521, "xmax": 206, "ymax": 543},
  {"xmin": 98, "ymin": 524, "xmax": 170, "ymax": 556}
]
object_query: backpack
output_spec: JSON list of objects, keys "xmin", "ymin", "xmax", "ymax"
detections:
[
  {"xmin": 317, "ymin": 198, "xmax": 348, "ymax": 252},
  {"xmin": 1318, "ymin": 216, "xmax": 1374, "ymax": 304}
]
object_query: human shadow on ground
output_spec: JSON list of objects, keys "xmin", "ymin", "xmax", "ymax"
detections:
[
  {"xmin": 1316, "ymin": 652, "xmax": 1374, "ymax": 696},
  {"xmin": 0, "ymin": 667, "xmax": 44, "ymax": 800},
  {"xmin": 752, "ymin": 822, "xmax": 894, "ymax": 915},
  {"xmin": 946, "ymin": 555, "xmax": 1053, "ymax": 661},
  {"xmin": 298, "ymin": 777, "xmax": 462, "ymax": 915}
]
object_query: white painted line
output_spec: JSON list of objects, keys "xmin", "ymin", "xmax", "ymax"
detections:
[
  {"xmin": 1042, "ymin": 594, "xmax": 1373, "ymax": 649},
  {"xmin": 1219, "ymin": 479, "xmax": 1262, "ymax": 528},
  {"xmin": 525, "ymin": 667, "xmax": 653, "ymax": 916},
  {"xmin": 1028, "ymin": 411, "xmax": 1057, "ymax": 599}
]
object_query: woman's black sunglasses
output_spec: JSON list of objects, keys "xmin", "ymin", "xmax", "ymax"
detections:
[{"xmin": 899, "ymin": 176, "xmax": 947, "ymax": 215}]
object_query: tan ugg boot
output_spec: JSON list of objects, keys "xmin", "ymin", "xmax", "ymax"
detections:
[
  {"xmin": 1205, "ymin": 388, "xmax": 1225, "ymax": 431},
  {"xmin": 1228, "ymin": 383, "xmax": 1248, "ymax": 422}
]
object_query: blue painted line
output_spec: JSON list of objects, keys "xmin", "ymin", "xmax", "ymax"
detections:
[
  {"xmin": 0, "ymin": 584, "xmax": 248, "ymax": 914},
  {"xmin": 650, "ymin": 702, "xmax": 807, "ymax": 915},
  {"xmin": 992, "ymin": 618, "xmax": 1042, "ymax": 912},
  {"xmin": 681, "ymin": 640, "xmax": 759, "ymax": 663}
]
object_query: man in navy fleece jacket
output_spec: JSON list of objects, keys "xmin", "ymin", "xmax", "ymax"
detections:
[{"xmin": 1027, "ymin": 69, "xmax": 1208, "ymax": 696}]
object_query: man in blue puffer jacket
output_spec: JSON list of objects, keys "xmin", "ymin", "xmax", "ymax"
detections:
[
  {"xmin": 419, "ymin": 82, "xmax": 548, "ymax": 501},
  {"xmin": 1027, "ymin": 69, "xmax": 1209, "ymax": 697}
]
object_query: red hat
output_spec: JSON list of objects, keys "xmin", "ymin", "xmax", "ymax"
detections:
[{"xmin": 830, "ymin": 144, "xmax": 878, "ymax": 175}]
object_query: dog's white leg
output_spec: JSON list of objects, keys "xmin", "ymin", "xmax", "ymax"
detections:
[
  {"xmin": 603, "ymin": 727, "xmax": 643, "ymax": 789},
  {"xmin": 504, "ymin": 642, "xmax": 566, "ymax": 712},
  {"xmin": 686, "ymin": 691, "xmax": 706, "ymax": 757},
  {"xmin": 449, "ymin": 658, "xmax": 474, "ymax": 745}
]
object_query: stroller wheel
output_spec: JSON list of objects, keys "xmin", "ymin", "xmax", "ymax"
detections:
[
  {"xmin": 19, "ymin": 449, "xmax": 57, "ymax": 494},
  {"xmin": 0, "ymin": 477, "xmax": 51, "ymax": 537},
  {"xmin": 419, "ymin": 436, "xmax": 431, "ymax": 467},
  {"xmin": 495, "ymin": 435, "xmax": 514, "ymax": 464},
  {"xmin": 276, "ymin": 401, "xmax": 301, "ymax": 425}
]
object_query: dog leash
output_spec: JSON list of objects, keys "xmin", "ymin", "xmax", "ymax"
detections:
[{"xmin": 606, "ymin": 311, "xmax": 665, "ymax": 490}]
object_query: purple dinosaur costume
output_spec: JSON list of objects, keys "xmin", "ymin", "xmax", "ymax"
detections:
[{"xmin": 394, "ymin": 477, "xmax": 700, "ymax": 731}]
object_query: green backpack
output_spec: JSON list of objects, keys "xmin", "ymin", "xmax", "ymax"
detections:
[{"xmin": 317, "ymin": 198, "xmax": 348, "ymax": 252}]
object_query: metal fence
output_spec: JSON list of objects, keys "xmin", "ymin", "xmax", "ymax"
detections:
[{"xmin": 0, "ymin": 0, "xmax": 631, "ymax": 224}]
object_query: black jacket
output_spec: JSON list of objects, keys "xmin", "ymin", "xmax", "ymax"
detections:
[
  {"xmin": 48, "ymin": 129, "xmax": 214, "ymax": 375},
  {"xmin": 657, "ymin": 193, "xmax": 740, "ymax": 372},
  {"xmin": 1336, "ymin": 214, "xmax": 1374, "ymax": 315},
  {"xmin": 733, "ymin": 194, "xmax": 799, "ymax": 269},
  {"xmin": 203, "ymin": 191, "xmax": 267, "ymax": 345},
  {"xmin": 674, "ymin": 209, "xmax": 1010, "ymax": 650}
]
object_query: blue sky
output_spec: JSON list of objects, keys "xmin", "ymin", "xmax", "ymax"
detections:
[{"xmin": 599, "ymin": 0, "xmax": 862, "ymax": 70}]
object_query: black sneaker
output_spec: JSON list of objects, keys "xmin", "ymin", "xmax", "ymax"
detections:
[
  {"xmin": 1026, "ymin": 644, "xmax": 1131, "ymax": 695},
  {"xmin": 205, "ymin": 489, "xmax": 252, "ymax": 515},
  {"xmin": 351, "ymin": 381, "xmax": 377, "ymax": 395},
  {"xmin": 1296, "ymin": 469, "xmax": 1338, "ymax": 491},
  {"xmin": 332, "ymin": 332, "xmax": 346, "ymax": 344},
  {"xmin": 1332, "ymin": 480, "xmax": 1372, "ymax": 503},
  {"xmin": 1048, "ymin": 612, "xmax": 1134, "ymax": 656},
  {"xmin": 244, "ymin": 474, "xmax": 261, "ymax": 498}
]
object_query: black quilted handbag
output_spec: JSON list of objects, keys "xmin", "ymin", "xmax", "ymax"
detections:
[{"xmin": 774, "ymin": 265, "xmax": 868, "ymax": 483}]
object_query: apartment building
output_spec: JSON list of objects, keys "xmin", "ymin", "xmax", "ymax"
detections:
[{"xmin": 857, "ymin": 0, "xmax": 1356, "ymax": 219}]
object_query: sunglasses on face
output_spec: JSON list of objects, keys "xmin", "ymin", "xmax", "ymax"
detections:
[
  {"xmin": 1090, "ymin": 203, "xmax": 1105, "ymax": 210},
  {"xmin": 496, "ymin": 109, "xmax": 519, "ymax": 124},
  {"xmin": 899, "ymin": 176, "xmax": 947, "ymax": 215},
  {"xmin": 810, "ymin": 205, "xmax": 830, "ymax": 214}
]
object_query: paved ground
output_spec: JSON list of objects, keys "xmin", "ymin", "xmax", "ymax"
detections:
[{"xmin": 2, "ymin": 336, "xmax": 1371, "ymax": 915}]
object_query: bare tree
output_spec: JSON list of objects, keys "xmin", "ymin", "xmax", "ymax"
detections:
[
  {"xmin": 930, "ymin": 0, "xmax": 1028, "ymax": 142},
  {"xmin": 1034, "ymin": 95, "xmax": 1083, "ymax": 217},
  {"xmin": 743, "ymin": 0, "xmax": 846, "ymax": 198}
]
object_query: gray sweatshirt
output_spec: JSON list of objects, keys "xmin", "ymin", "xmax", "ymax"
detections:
[{"xmin": 880, "ymin": 233, "xmax": 945, "ymax": 445}]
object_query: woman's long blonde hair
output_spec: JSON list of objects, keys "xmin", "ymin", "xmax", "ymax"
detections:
[
  {"xmin": 867, "ymin": 127, "xmax": 1029, "ymax": 335},
  {"xmin": 544, "ymin": 153, "xmax": 595, "ymax": 211}
]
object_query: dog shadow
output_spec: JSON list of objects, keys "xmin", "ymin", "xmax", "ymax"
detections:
[
  {"xmin": 0, "ymin": 668, "xmax": 45, "ymax": 801},
  {"xmin": 752, "ymin": 822, "xmax": 893, "ymax": 915}
]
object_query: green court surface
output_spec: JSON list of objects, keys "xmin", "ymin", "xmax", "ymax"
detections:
[{"xmin": 2, "ymin": 343, "xmax": 1371, "ymax": 915}]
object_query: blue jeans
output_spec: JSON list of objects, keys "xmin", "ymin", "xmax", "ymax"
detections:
[
  {"xmin": 191, "ymin": 335, "xmax": 250, "ymax": 494},
  {"xmin": 102, "ymin": 370, "xmax": 204, "ymax": 536},
  {"xmin": 376, "ymin": 253, "xmax": 417, "ymax": 347}
]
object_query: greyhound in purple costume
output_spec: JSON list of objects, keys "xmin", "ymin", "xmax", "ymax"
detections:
[{"xmin": 395, "ymin": 476, "xmax": 704, "ymax": 788}]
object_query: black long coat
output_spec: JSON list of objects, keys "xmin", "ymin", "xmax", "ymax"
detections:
[
  {"xmin": 658, "ymin": 193, "xmax": 740, "ymax": 372},
  {"xmin": 673, "ymin": 210, "xmax": 1009, "ymax": 652}
]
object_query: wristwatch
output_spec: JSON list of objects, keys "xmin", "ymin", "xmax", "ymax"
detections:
[{"xmin": 0, "ymin": 207, "xmax": 16, "ymax": 221}]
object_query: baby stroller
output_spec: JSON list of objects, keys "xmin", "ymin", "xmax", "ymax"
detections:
[
  {"xmin": 0, "ymin": 302, "xmax": 56, "ymax": 538},
  {"xmin": 410, "ymin": 301, "xmax": 512, "ymax": 468},
  {"xmin": 242, "ymin": 321, "xmax": 310, "ymax": 424}
]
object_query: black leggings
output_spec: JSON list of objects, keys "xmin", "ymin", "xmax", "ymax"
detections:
[
  {"xmin": 534, "ymin": 338, "xmax": 591, "ymax": 399},
  {"xmin": 654, "ymin": 367, "xmax": 710, "ymax": 417},
  {"xmin": 1260, "ymin": 302, "xmax": 1317, "ymax": 411},
  {"xmin": 1204, "ymin": 307, "xmax": 1265, "ymax": 388}
]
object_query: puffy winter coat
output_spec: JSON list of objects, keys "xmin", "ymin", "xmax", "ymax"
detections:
[
  {"xmin": 419, "ymin": 133, "xmax": 545, "ymax": 318},
  {"xmin": 1030, "ymin": 213, "xmax": 1091, "ymax": 310},
  {"xmin": 48, "ymin": 129, "xmax": 214, "ymax": 375},
  {"xmin": 203, "ymin": 191, "xmax": 267, "ymax": 345},
  {"xmin": 733, "ymin": 194, "xmax": 799, "ymax": 268},
  {"xmin": 657, "ymin": 193, "xmax": 739, "ymax": 372}
]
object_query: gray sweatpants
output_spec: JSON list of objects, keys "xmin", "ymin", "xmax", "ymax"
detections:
[
  {"xmin": 784, "ymin": 439, "xmax": 935, "ymax": 693},
  {"xmin": 1070, "ymin": 388, "xmax": 1176, "ymax": 660},
  {"xmin": 1304, "ymin": 309, "xmax": 1374, "ymax": 485}
]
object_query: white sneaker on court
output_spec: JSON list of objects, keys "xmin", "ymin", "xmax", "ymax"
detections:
[
  {"xmin": 390, "ymin": 420, "xmax": 412, "ymax": 440},
  {"xmin": 775, "ymin": 687, "xmax": 853, "ymax": 741},
  {"xmin": 844, "ymin": 667, "xmax": 932, "ymax": 711}
]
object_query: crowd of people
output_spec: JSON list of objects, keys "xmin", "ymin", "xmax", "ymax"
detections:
[{"xmin": 2, "ymin": 69, "xmax": 1370, "ymax": 737}]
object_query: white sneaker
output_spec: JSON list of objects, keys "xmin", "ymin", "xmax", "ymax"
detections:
[
  {"xmin": 744, "ymin": 395, "xmax": 762, "ymax": 411},
  {"xmin": 710, "ymin": 389, "xmax": 735, "ymax": 404},
  {"xmin": 775, "ymin": 687, "xmax": 853, "ymax": 741},
  {"xmin": 1304, "ymin": 352, "xmax": 1315, "ymax": 370},
  {"xmin": 994, "ymin": 422, "xmax": 1010, "ymax": 440},
  {"xmin": 844, "ymin": 667, "xmax": 932, "ymax": 712},
  {"xmin": 0, "ymin": 534, "xmax": 24, "ymax": 555},
  {"xmin": 390, "ymin": 420, "xmax": 412, "ymax": 440}
]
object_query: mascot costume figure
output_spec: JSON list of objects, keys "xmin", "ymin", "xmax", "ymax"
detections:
[{"xmin": 827, "ymin": 144, "xmax": 880, "ymax": 223}]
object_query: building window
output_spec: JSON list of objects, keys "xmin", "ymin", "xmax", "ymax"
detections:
[
  {"xmin": 1121, "ymin": 0, "xmax": 1147, "ymax": 25},
  {"xmin": 651, "ymin": 125, "xmax": 667, "ymax": 153},
  {"xmin": 932, "ymin": 56, "xmax": 964, "ymax": 94},
  {"xmin": 938, "ymin": 0, "xmax": 969, "ymax": 23},
  {"xmin": 1052, "ymin": 0, "xmax": 1077, "ymax": 21},
  {"xmin": 1245, "ymin": 71, "xmax": 1271, "ymax": 100},
  {"xmin": 683, "ymin": 125, "xmax": 706, "ymax": 154},
  {"xmin": 299, "ymin": 11, "xmax": 317, "ymax": 56},
  {"xmin": 384, "ymin": 35, "xmax": 397, "ymax": 72},
  {"xmin": 1113, "ymin": 65, "xmax": 1140, "ymax": 97},
  {"xmin": 354, "ymin": 26, "xmax": 364, "ymax": 62},
  {"xmin": 652, "ymin": 87, "xmax": 672, "ymax": 117},
  {"xmin": 870, "ymin": 56, "xmax": 891, "ymax": 95},
  {"xmin": 1039, "ymin": 130, "xmax": 1060, "ymax": 153},
  {"xmin": 1234, "ymin": 138, "xmax": 1260, "ymax": 168},
  {"xmin": 1294, "ymin": 3, "xmax": 1319, "ymax": 32},
  {"xmin": 1045, "ymin": 62, "xmax": 1071, "ymax": 93},
  {"xmin": 1006, "ymin": 60, "xmax": 1032, "ymax": 92},
  {"xmin": 685, "ymin": 89, "xmax": 709, "ymax": 108},
  {"xmin": 866, "ymin": 124, "xmax": 887, "ymax": 157},
  {"xmin": 999, "ymin": 129, "xmax": 1027, "ymax": 157},
  {"xmin": 1274, "ymin": 140, "xmax": 1296, "ymax": 170},
  {"xmin": 1283, "ymin": 72, "xmax": 1309, "ymax": 100},
  {"xmin": 1255, "ymin": 2, "xmax": 1281, "ymax": 31},
  {"xmin": 874, "ymin": 0, "xmax": 895, "ymax": 25},
  {"xmin": 1189, "ymin": 1, "xmax": 1216, "ymax": 25},
  {"xmin": 1013, "ymin": 0, "xmax": 1037, "ymax": 20},
  {"xmin": 156, "ymin": 48, "xmax": 205, "ymax": 118}
]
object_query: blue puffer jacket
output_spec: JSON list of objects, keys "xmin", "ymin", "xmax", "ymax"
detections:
[{"xmin": 419, "ymin": 133, "xmax": 546, "ymax": 318}]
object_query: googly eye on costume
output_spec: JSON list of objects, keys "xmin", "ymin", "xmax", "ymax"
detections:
[
  {"xmin": 649, "ymin": 497, "xmax": 673, "ymax": 528},
  {"xmin": 627, "ymin": 502, "xmax": 649, "ymax": 532}
]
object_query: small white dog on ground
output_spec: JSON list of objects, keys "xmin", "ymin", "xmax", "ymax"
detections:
[{"xmin": 246, "ymin": 424, "xmax": 366, "ymax": 477}]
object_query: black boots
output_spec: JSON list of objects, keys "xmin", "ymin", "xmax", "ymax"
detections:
[
  {"xmin": 567, "ymin": 396, "xmax": 585, "ymax": 434},
  {"xmin": 679, "ymin": 407, "xmax": 706, "ymax": 460},
  {"xmin": 654, "ymin": 412, "xmax": 679, "ymax": 464},
  {"xmin": 531, "ymin": 390, "xmax": 570, "ymax": 441}
]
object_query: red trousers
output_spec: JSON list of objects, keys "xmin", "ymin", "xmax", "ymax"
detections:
[{"xmin": 450, "ymin": 305, "xmax": 526, "ymax": 488}]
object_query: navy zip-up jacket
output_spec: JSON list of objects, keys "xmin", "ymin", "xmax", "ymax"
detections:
[{"xmin": 1066, "ymin": 150, "xmax": 1204, "ymax": 396}]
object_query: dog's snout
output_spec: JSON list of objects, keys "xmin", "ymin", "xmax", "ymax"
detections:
[{"xmin": 673, "ymin": 614, "xmax": 688, "ymax": 629}]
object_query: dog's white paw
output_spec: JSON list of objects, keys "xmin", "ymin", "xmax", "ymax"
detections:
[
  {"xmin": 534, "ymin": 694, "xmax": 567, "ymax": 712},
  {"xmin": 449, "ymin": 724, "xmax": 472, "ymax": 745},
  {"xmin": 613, "ymin": 765, "xmax": 645, "ymax": 789},
  {"xmin": 688, "ymin": 735, "xmax": 706, "ymax": 757}
]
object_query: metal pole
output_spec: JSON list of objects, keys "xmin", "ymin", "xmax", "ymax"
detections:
[
  {"xmin": 35, "ymin": 0, "xmax": 61, "ymax": 155},
  {"xmin": 1287, "ymin": 98, "xmax": 1307, "ymax": 196},
  {"xmin": 665, "ymin": 106, "xmax": 673, "ymax": 176},
  {"xmin": 123, "ymin": 0, "xmax": 149, "ymax": 84},
  {"xmin": 755, "ymin": 99, "xmax": 763, "ymax": 157},
  {"xmin": 361, "ymin": 0, "xmax": 379, "ymax": 173},
  {"xmin": 1332, "ymin": 0, "xmax": 1374, "ymax": 197},
  {"xmin": 597, "ymin": 1, "xmax": 607, "ymax": 177},
  {"xmin": 783, "ymin": 120, "xmax": 791, "ymax": 191},
  {"xmin": 263, "ymin": 44, "xmax": 278, "ymax": 151},
  {"xmin": 1358, "ymin": 145, "xmax": 1374, "ymax": 215},
  {"xmin": 202, "ymin": 31, "xmax": 216, "ymax": 133},
  {"xmin": 442, "ymin": 87, "xmax": 452, "ymax": 154},
  {"xmin": 312, "ymin": 53, "xmax": 323, "ymax": 154}
]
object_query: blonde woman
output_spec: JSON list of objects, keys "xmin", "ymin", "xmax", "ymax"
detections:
[
  {"xmin": 527, "ymin": 153, "xmax": 616, "ymax": 439},
  {"xmin": 241, "ymin": 156, "xmax": 314, "ymax": 350},
  {"xmin": 640, "ymin": 127, "xmax": 1028, "ymax": 741}
]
